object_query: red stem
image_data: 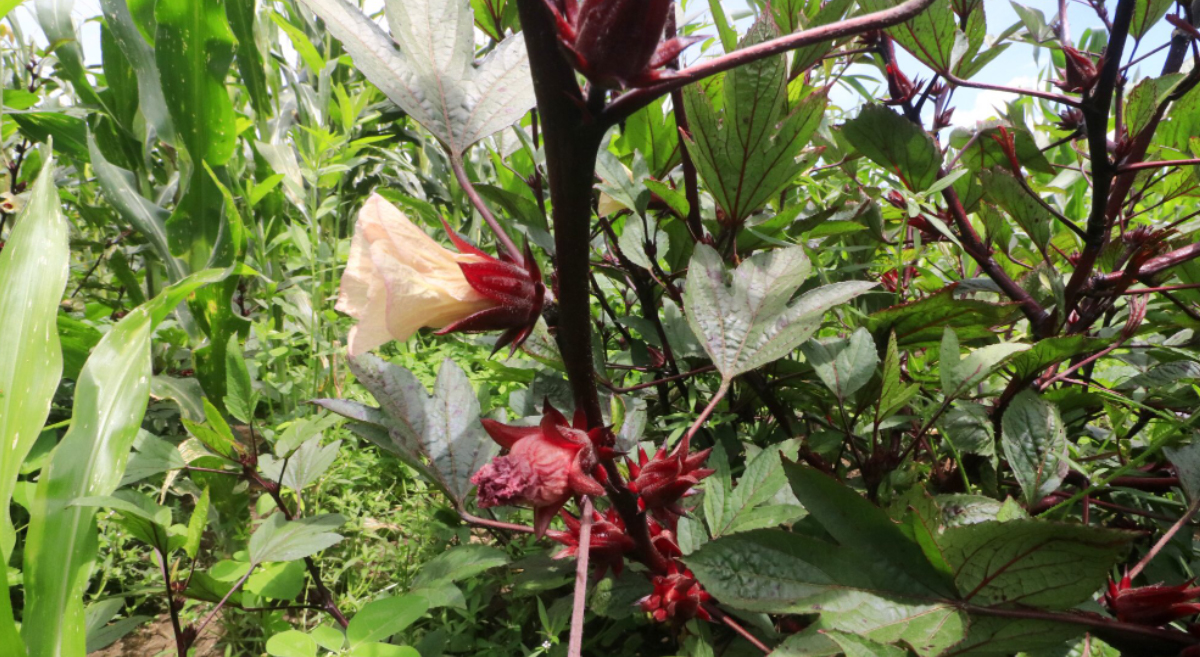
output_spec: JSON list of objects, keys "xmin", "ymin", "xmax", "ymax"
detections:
[
  {"xmin": 602, "ymin": 0, "xmax": 939, "ymax": 124},
  {"xmin": 567, "ymin": 497, "xmax": 594, "ymax": 657},
  {"xmin": 1117, "ymin": 158, "xmax": 1200, "ymax": 173}
]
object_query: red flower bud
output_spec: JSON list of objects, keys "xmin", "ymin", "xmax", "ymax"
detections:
[
  {"xmin": 546, "ymin": 507, "xmax": 636, "ymax": 578},
  {"xmin": 626, "ymin": 435, "xmax": 713, "ymax": 523},
  {"xmin": 884, "ymin": 64, "xmax": 918, "ymax": 106},
  {"xmin": 1055, "ymin": 46, "xmax": 1100, "ymax": 94},
  {"xmin": 471, "ymin": 400, "xmax": 607, "ymax": 537},
  {"xmin": 438, "ymin": 223, "xmax": 545, "ymax": 355},
  {"xmin": 1105, "ymin": 575, "xmax": 1200, "ymax": 626},
  {"xmin": 545, "ymin": 0, "xmax": 701, "ymax": 88},
  {"xmin": 640, "ymin": 563, "xmax": 712, "ymax": 623}
]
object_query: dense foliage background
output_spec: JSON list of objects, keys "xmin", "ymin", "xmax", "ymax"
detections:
[{"xmin": 2, "ymin": 0, "xmax": 1200, "ymax": 655}]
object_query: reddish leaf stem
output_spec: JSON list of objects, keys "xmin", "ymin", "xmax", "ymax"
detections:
[
  {"xmin": 601, "ymin": 0, "xmax": 940, "ymax": 125},
  {"xmin": 567, "ymin": 497, "xmax": 594, "ymax": 657}
]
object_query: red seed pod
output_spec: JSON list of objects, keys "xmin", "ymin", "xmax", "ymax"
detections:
[
  {"xmin": 471, "ymin": 400, "xmax": 608, "ymax": 537},
  {"xmin": 1057, "ymin": 108, "xmax": 1085, "ymax": 132},
  {"xmin": 438, "ymin": 223, "xmax": 545, "ymax": 355},
  {"xmin": 640, "ymin": 563, "xmax": 712, "ymax": 623},
  {"xmin": 545, "ymin": 0, "xmax": 702, "ymax": 88},
  {"xmin": 1105, "ymin": 574, "xmax": 1200, "ymax": 626}
]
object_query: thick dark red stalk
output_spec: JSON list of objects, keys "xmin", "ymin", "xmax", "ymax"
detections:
[
  {"xmin": 1063, "ymin": 0, "xmax": 1136, "ymax": 314},
  {"xmin": 515, "ymin": 0, "xmax": 668, "ymax": 575}
]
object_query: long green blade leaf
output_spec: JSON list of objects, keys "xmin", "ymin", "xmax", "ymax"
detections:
[{"xmin": 0, "ymin": 156, "xmax": 62, "ymax": 657}]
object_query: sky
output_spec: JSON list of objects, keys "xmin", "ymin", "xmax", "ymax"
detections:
[{"xmin": 6, "ymin": 0, "xmax": 1182, "ymax": 129}]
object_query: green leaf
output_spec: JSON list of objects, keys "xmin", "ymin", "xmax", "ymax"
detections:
[
  {"xmin": 843, "ymin": 104, "xmax": 943, "ymax": 193},
  {"xmin": 940, "ymin": 403, "xmax": 995, "ymax": 458},
  {"xmin": 684, "ymin": 530, "xmax": 966, "ymax": 657},
  {"xmin": 620, "ymin": 97, "xmax": 682, "ymax": 179},
  {"xmin": 311, "ymin": 626, "xmax": 347, "ymax": 652},
  {"xmin": 867, "ymin": 286, "xmax": 1019, "ymax": 346},
  {"xmin": 99, "ymin": 0, "xmax": 175, "ymax": 141},
  {"xmin": 0, "ymin": 158, "xmax": 67, "ymax": 562},
  {"xmin": 1001, "ymin": 390, "xmax": 1068, "ymax": 506},
  {"xmin": 1008, "ymin": 336, "xmax": 1110, "ymax": 381},
  {"xmin": 87, "ymin": 133, "xmax": 187, "ymax": 282},
  {"xmin": 939, "ymin": 327, "xmax": 1030, "ymax": 401},
  {"xmin": 411, "ymin": 545, "xmax": 507, "ymax": 588},
  {"xmin": 121, "ymin": 431, "xmax": 188, "ymax": 485},
  {"xmin": 950, "ymin": 614, "xmax": 1081, "ymax": 655},
  {"xmin": 878, "ymin": 332, "xmax": 920, "ymax": 421},
  {"xmin": 787, "ymin": 0, "xmax": 856, "ymax": 73},
  {"xmin": 1117, "ymin": 359, "xmax": 1200, "ymax": 390},
  {"xmin": 861, "ymin": 0, "xmax": 958, "ymax": 71},
  {"xmin": 266, "ymin": 438, "xmax": 342, "ymax": 492},
  {"xmin": 296, "ymin": 0, "xmax": 535, "ymax": 155},
  {"xmin": 801, "ymin": 328, "xmax": 879, "ymax": 403},
  {"xmin": 71, "ymin": 491, "xmax": 172, "ymax": 549},
  {"xmin": 248, "ymin": 513, "xmax": 344, "ymax": 565},
  {"xmin": 185, "ymin": 487, "xmax": 210, "ymax": 559},
  {"xmin": 246, "ymin": 560, "xmax": 307, "ymax": 600},
  {"xmin": 941, "ymin": 519, "xmax": 1131, "ymax": 608},
  {"xmin": 684, "ymin": 244, "xmax": 875, "ymax": 381},
  {"xmin": 707, "ymin": 0, "xmax": 738, "ymax": 52},
  {"xmin": 155, "ymin": 0, "xmax": 237, "ymax": 166},
  {"xmin": 12, "ymin": 113, "xmax": 90, "ymax": 162},
  {"xmin": 0, "ymin": 0, "xmax": 23, "ymax": 20},
  {"xmin": 266, "ymin": 630, "xmax": 319, "ymax": 657},
  {"xmin": 346, "ymin": 594, "xmax": 430, "ymax": 647},
  {"xmin": 348, "ymin": 644, "xmax": 420, "ymax": 657},
  {"xmin": 979, "ymin": 168, "xmax": 1051, "ymax": 250},
  {"xmin": 823, "ymin": 631, "xmax": 908, "ymax": 657},
  {"xmin": 341, "ymin": 356, "xmax": 499, "ymax": 505},
  {"xmin": 0, "ymin": 161, "xmax": 65, "ymax": 649},
  {"xmin": 708, "ymin": 441, "xmax": 803, "ymax": 538},
  {"xmin": 1125, "ymin": 74, "xmax": 1184, "ymax": 138},
  {"xmin": 227, "ymin": 0, "xmax": 272, "ymax": 117},
  {"xmin": 21, "ymin": 308, "xmax": 154, "ymax": 654},
  {"xmin": 224, "ymin": 333, "xmax": 256, "ymax": 424},
  {"xmin": 784, "ymin": 463, "xmax": 956, "ymax": 598},
  {"xmin": 683, "ymin": 17, "xmax": 827, "ymax": 224},
  {"xmin": 1130, "ymin": 0, "xmax": 1175, "ymax": 39}
]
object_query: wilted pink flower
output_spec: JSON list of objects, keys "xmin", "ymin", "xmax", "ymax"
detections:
[
  {"xmin": 336, "ymin": 195, "xmax": 543, "ymax": 356},
  {"xmin": 545, "ymin": 0, "xmax": 700, "ymax": 88},
  {"xmin": 640, "ymin": 563, "xmax": 712, "ymax": 623},
  {"xmin": 472, "ymin": 401, "xmax": 607, "ymax": 537},
  {"xmin": 627, "ymin": 435, "xmax": 713, "ymax": 522}
]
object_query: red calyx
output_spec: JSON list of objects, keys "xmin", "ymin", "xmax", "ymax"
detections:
[
  {"xmin": 1054, "ymin": 46, "xmax": 1100, "ymax": 94},
  {"xmin": 436, "ymin": 222, "xmax": 545, "ymax": 356},
  {"xmin": 544, "ymin": 0, "xmax": 702, "ymax": 88},
  {"xmin": 546, "ymin": 507, "xmax": 636, "ymax": 578},
  {"xmin": 626, "ymin": 435, "xmax": 714, "ymax": 524},
  {"xmin": 1105, "ymin": 574, "xmax": 1200, "ymax": 626},
  {"xmin": 640, "ymin": 563, "xmax": 712, "ymax": 623},
  {"xmin": 471, "ymin": 400, "xmax": 608, "ymax": 537}
]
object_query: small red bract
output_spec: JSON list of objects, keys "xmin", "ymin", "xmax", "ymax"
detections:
[
  {"xmin": 640, "ymin": 563, "xmax": 712, "ymax": 623},
  {"xmin": 471, "ymin": 401, "xmax": 607, "ymax": 537}
]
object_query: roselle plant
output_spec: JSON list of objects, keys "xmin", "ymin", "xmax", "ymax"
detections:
[
  {"xmin": 4, "ymin": 0, "xmax": 1200, "ymax": 655},
  {"xmin": 299, "ymin": 0, "xmax": 1200, "ymax": 653}
]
